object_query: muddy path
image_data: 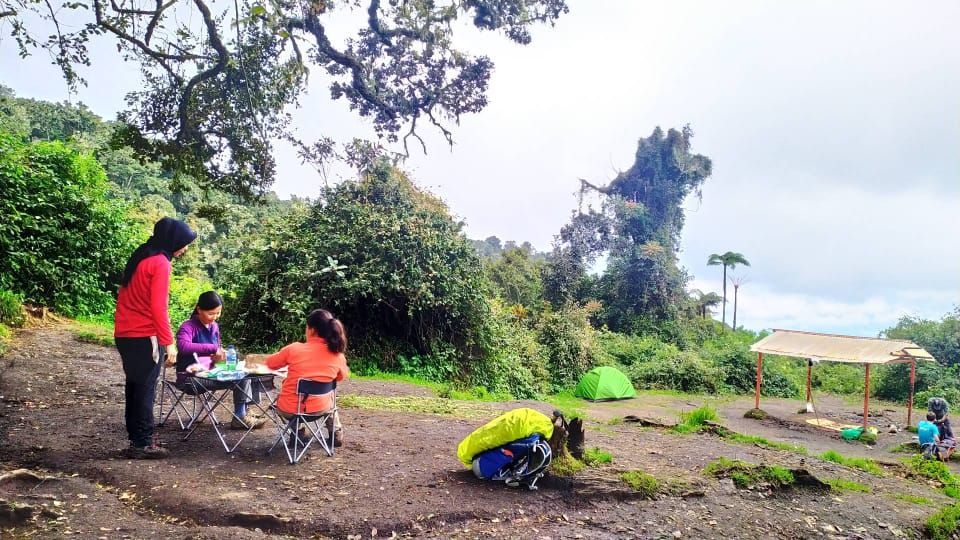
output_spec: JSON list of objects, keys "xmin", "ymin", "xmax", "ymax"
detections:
[{"xmin": 0, "ymin": 325, "xmax": 953, "ymax": 539}]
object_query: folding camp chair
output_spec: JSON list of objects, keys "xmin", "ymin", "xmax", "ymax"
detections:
[
  {"xmin": 267, "ymin": 379, "xmax": 338, "ymax": 464},
  {"xmin": 156, "ymin": 364, "xmax": 204, "ymax": 430}
]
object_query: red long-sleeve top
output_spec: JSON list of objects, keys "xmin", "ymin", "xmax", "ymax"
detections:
[{"xmin": 114, "ymin": 254, "xmax": 174, "ymax": 346}]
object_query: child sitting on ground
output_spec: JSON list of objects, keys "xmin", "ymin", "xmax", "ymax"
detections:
[
  {"xmin": 264, "ymin": 309, "xmax": 349, "ymax": 446},
  {"xmin": 918, "ymin": 412, "xmax": 941, "ymax": 460}
]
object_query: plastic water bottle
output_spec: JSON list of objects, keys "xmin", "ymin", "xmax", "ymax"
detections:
[{"xmin": 226, "ymin": 345, "xmax": 238, "ymax": 370}]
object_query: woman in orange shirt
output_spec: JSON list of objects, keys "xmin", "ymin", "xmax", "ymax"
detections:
[{"xmin": 265, "ymin": 309, "xmax": 349, "ymax": 446}]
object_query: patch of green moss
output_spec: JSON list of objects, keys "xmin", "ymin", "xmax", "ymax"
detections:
[
  {"xmin": 550, "ymin": 454, "xmax": 585, "ymax": 477},
  {"xmin": 703, "ymin": 457, "xmax": 795, "ymax": 489},
  {"xmin": 620, "ymin": 470, "xmax": 659, "ymax": 498},
  {"xmin": 743, "ymin": 408, "xmax": 768, "ymax": 420},
  {"xmin": 583, "ymin": 447, "xmax": 613, "ymax": 466}
]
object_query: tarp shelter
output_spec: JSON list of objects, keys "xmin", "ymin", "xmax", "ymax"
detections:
[
  {"xmin": 750, "ymin": 329, "xmax": 936, "ymax": 428},
  {"xmin": 574, "ymin": 366, "xmax": 637, "ymax": 401}
]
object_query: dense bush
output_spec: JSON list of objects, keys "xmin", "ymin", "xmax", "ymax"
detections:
[
  {"xmin": 534, "ymin": 303, "xmax": 599, "ymax": 391},
  {"xmin": 468, "ymin": 299, "xmax": 551, "ymax": 399},
  {"xmin": 0, "ymin": 289, "xmax": 25, "ymax": 327},
  {"xmin": 0, "ymin": 134, "xmax": 141, "ymax": 316},
  {"xmin": 628, "ymin": 350, "xmax": 721, "ymax": 394},
  {"xmin": 223, "ymin": 161, "xmax": 490, "ymax": 379}
]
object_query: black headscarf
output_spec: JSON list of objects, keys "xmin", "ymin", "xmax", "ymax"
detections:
[{"xmin": 120, "ymin": 217, "xmax": 197, "ymax": 286}]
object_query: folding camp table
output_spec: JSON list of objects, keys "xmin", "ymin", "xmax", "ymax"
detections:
[{"xmin": 182, "ymin": 373, "xmax": 278, "ymax": 453}]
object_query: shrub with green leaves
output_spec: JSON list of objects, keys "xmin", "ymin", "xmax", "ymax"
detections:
[
  {"xmin": 629, "ymin": 350, "xmax": 721, "ymax": 394},
  {"xmin": 927, "ymin": 503, "xmax": 960, "ymax": 540},
  {"xmin": 0, "ymin": 289, "xmax": 24, "ymax": 327},
  {"xmin": 223, "ymin": 162, "xmax": 503, "ymax": 389},
  {"xmin": 534, "ymin": 303, "xmax": 598, "ymax": 391},
  {"xmin": 0, "ymin": 133, "xmax": 140, "ymax": 316}
]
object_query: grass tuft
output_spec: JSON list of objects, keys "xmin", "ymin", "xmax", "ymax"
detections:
[
  {"xmin": 819, "ymin": 450, "xmax": 884, "ymax": 476},
  {"xmin": 620, "ymin": 470, "xmax": 659, "ymax": 498},
  {"xmin": 904, "ymin": 455, "xmax": 960, "ymax": 499},
  {"xmin": 725, "ymin": 432, "xmax": 808, "ymax": 455},
  {"xmin": 674, "ymin": 406, "xmax": 720, "ymax": 434},
  {"xmin": 889, "ymin": 492, "xmax": 932, "ymax": 505},
  {"xmin": 826, "ymin": 478, "xmax": 871, "ymax": 493},
  {"xmin": 583, "ymin": 447, "xmax": 613, "ymax": 466},
  {"xmin": 926, "ymin": 503, "xmax": 960, "ymax": 540}
]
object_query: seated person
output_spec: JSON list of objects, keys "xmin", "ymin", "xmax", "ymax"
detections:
[
  {"xmin": 265, "ymin": 309, "xmax": 349, "ymax": 446},
  {"xmin": 936, "ymin": 412, "xmax": 956, "ymax": 461},
  {"xmin": 176, "ymin": 291, "xmax": 265, "ymax": 430},
  {"xmin": 918, "ymin": 412, "xmax": 941, "ymax": 459}
]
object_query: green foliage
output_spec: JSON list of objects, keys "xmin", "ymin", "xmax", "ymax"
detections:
[
  {"xmin": 583, "ymin": 447, "xmax": 613, "ymax": 466},
  {"xmin": 819, "ymin": 450, "xmax": 884, "ymax": 476},
  {"xmin": 703, "ymin": 457, "xmax": 795, "ymax": 489},
  {"xmin": 224, "ymin": 162, "xmax": 495, "ymax": 384},
  {"xmin": 0, "ymin": 290, "xmax": 25, "ymax": 327},
  {"xmin": 630, "ymin": 350, "xmax": 722, "ymax": 394},
  {"xmin": 168, "ymin": 274, "xmax": 216, "ymax": 330},
  {"xmin": 826, "ymin": 478, "xmax": 871, "ymax": 493},
  {"xmin": 724, "ymin": 433, "xmax": 808, "ymax": 454},
  {"xmin": 0, "ymin": 133, "xmax": 141, "ymax": 316},
  {"xmin": 674, "ymin": 405, "xmax": 720, "ymax": 433},
  {"xmin": 926, "ymin": 503, "xmax": 960, "ymax": 540},
  {"xmin": 534, "ymin": 303, "xmax": 598, "ymax": 392},
  {"xmin": 620, "ymin": 470, "xmax": 659, "ymax": 497},
  {"xmin": 468, "ymin": 299, "xmax": 551, "ymax": 399},
  {"xmin": 884, "ymin": 309, "xmax": 960, "ymax": 367},
  {"xmin": 482, "ymin": 244, "xmax": 545, "ymax": 309},
  {"xmin": 550, "ymin": 454, "xmax": 586, "ymax": 476},
  {"xmin": 549, "ymin": 127, "xmax": 711, "ymax": 332},
  {"xmin": 890, "ymin": 492, "xmax": 931, "ymax": 505}
]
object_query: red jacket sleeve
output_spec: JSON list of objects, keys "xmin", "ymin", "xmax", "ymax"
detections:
[
  {"xmin": 265, "ymin": 346, "xmax": 290, "ymax": 370},
  {"xmin": 151, "ymin": 258, "xmax": 174, "ymax": 346}
]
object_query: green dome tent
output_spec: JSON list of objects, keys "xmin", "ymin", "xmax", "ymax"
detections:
[{"xmin": 574, "ymin": 366, "xmax": 636, "ymax": 401}]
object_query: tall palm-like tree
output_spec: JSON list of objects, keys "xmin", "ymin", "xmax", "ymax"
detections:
[
  {"xmin": 690, "ymin": 290, "xmax": 724, "ymax": 319},
  {"xmin": 706, "ymin": 252, "xmax": 750, "ymax": 326},
  {"xmin": 729, "ymin": 275, "xmax": 747, "ymax": 330}
]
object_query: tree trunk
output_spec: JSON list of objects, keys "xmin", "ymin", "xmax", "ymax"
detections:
[
  {"xmin": 721, "ymin": 265, "xmax": 728, "ymax": 326},
  {"xmin": 732, "ymin": 285, "xmax": 739, "ymax": 330}
]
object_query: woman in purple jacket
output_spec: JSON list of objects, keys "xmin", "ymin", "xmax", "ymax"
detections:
[{"xmin": 176, "ymin": 291, "xmax": 265, "ymax": 430}]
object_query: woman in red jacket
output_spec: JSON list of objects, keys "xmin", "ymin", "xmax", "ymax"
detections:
[{"xmin": 114, "ymin": 217, "xmax": 196, "ymax": 459}]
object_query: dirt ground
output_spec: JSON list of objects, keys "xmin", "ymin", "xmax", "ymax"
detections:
[{"xmin": 0, "ymin": 324, "xmax": 955, "ymax": 539}]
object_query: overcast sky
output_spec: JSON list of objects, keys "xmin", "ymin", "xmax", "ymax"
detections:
[{"xmin": 2, "ymin": 1, "xmax": 958, "ymax": 336}]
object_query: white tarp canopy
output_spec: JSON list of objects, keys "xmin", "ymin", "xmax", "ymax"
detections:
[{"xmin": 750, "ymin": 329, "xmax": 936, "ymax": 365}]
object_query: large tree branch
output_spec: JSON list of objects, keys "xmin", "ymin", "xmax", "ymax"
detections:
[
  {"xmin": 366, "ymin": 0, "xmax": 419, "ymax": 44},
  {"xmin": 93, "ymin": 0, "xmax": 194, "ymax": 78},
  {"xmin": 296, "ymin": 14, "xmax": 397, "ymax": 120},
  {"xmin": 579, "ymin": 178, "xmax": 613, "ymax": 195},
  {"xmin": 176, "ymin": 0, "xmax": 229, "ymax": 143}
]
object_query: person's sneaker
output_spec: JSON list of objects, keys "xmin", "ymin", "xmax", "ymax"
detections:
[
  {"xmin": 231, "ymin": 415, "xmax": 267, "ymax": 430},
  {"xmin": 123, "ymin": 444, "xmax": 169, "ymax": 459}
]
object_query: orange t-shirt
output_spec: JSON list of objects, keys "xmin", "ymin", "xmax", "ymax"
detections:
[{"xmin": 265, "ymin": 336, "xmax": 349, "ymax": 414}]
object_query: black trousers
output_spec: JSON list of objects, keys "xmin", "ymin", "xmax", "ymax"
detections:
[{"xmin": 116, "ymin": 337, "xmax": 164, "ymax": 447}]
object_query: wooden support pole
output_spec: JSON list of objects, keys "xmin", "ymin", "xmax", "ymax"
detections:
[
  {"xmin": 863, "ymin": 363, "xmax": 871, "ymax": 429},
  {"xmin": 908, "ymin": 359, "xmax": 916, "ymax": 427},
  {"xmin": 806, "ymin": 360, "xmax": 813, "ymax": 404},
  {"xmin": 755, "ymin": 352, "xmax": 763, "ymax": 410}
]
